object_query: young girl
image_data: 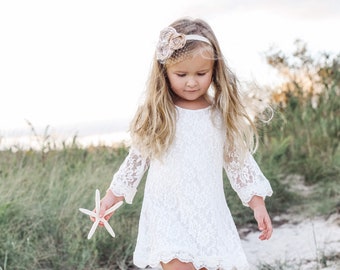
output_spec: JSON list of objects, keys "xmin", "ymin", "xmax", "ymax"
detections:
[{"xmin": 94, "ymin": 17, "xmax": 273, "ymax": 270}]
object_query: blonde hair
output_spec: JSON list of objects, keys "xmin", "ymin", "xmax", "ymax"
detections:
[{"xmin": 129, "ymin": 17, "xmax": 258, "ymax": 160}]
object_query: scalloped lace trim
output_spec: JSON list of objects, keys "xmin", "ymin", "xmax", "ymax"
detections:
[{"xmin": 134, "ymin": 252, "xmax": 249, "ymax": 270}]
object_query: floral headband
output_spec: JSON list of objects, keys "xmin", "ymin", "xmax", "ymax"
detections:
[{"xmin": 156, "ymin": 26, "xmax": 212, "ymax": 64}]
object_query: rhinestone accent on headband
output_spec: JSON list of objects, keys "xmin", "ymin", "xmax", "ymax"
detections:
[{"xmin": 156, "ymin": 27, "xmax": 212, "ymax": 64}]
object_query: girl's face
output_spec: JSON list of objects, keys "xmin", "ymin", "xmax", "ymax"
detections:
[{"xmin": 166, "ymin": 49, "xmax": 214, "ymax": 109}]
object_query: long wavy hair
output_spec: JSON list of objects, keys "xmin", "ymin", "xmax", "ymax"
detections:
[{"xmin": 129, "ymin": 17, "xmax": 258, "ymax": 161}]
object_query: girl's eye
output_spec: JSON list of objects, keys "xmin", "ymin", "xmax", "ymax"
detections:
[
  {"xmin": 176, "ymin": 74, "xmax": 186, "ymax": 77},
  {"xmin": 197, "ymin": 73, "xmax": 207, "ymax": 76}
]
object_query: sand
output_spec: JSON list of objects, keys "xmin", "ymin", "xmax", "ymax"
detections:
[{"xmin": 241, "ymin": 213, "xmax": 340, "ymax": 270}]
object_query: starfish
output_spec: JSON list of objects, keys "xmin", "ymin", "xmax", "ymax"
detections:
[{"xmin": 79, "ymin": 189, "xmax": 123, "ymax": 239}]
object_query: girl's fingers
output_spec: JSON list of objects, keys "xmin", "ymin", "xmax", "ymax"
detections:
[
  {"xmin": 90, "ymin": 199, "xmax": 122, "ymax": 226},
  {"xmin": 98, "ymin": 213, "xmax": 114, "ymax": 227},
  {"xmin": 264, "ymin": 215, "xmax": 273, "ymax": 239},
  {"xmin": 105, "ymin": 213, "xmax": 114, "ymax": 220},
  {"xmin": 104, "ymin": 201, "xmax": 123, "ymax": 216},
  {"xmin": 258, "ymin": 216, "xmax": 273, "ymax": 240},
  {"xmin": 257, "ymin": 219, "xmax": 265, "ymax": 231}
]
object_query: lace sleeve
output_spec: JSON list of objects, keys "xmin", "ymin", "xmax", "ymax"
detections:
[
  {"xmin": 109, "ymin": 147, "xmax": 150, "ymax": 204},
  {"xmin": 224, "ymin": 149, "xmax": 273, "ymax": 207}
]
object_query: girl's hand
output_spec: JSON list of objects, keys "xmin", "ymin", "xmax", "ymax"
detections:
[
  {"xmin": 90, "ymin": 189, "xmax": 124, "ymax": 226},
  {"xmin": 253, "ymin": 204, "xmax": 273, "ymax": 240},
  {"xmin": 249, "ymin": 196, "xmax": 273, "ymax": 240}
]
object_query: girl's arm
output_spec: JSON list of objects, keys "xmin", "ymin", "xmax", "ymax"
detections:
[
  {"xmin": 224, "ymin": 149, "xmax": 273, "ymax": 240},
  {"xmin": 223, "ymin": 149, "xmax": 273, "ymax": 207},
  {"xmin": 92, "ymin": 147, "xmax": 150, "ymax": 225},
  {"xmin": 108, "ymin": 147, "xmax": 150, "ymax": 204}
]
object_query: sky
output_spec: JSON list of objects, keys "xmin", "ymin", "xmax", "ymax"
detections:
[{"xmin": 0, "ymin": 0, "xmax": 339, "ymax": 144}]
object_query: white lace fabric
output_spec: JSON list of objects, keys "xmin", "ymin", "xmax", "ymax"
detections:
[
  {"xmin": 110, "ymin": 148, "xmax": 149, "ymax": 204},
  {"xmin": 109, "ymin": 106, "xmax": 273, "ymax": 270},
  {"xmin": 224, "ymin": 149, "xmax": 273, "ymax": 207}
]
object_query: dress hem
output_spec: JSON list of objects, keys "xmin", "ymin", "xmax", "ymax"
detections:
[{"xmin": 134, "ymin": 254, "xmax": 249, "ymax": 270}]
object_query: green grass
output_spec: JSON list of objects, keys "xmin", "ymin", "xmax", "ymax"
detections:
[{"xmin": 0, "ymin": 145, "xmax": 143, "ymax": 269}]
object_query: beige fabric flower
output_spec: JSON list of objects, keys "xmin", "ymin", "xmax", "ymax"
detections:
[{"xmin": 156, "ymin": 27, "xmax": 186, "ymax": 64}]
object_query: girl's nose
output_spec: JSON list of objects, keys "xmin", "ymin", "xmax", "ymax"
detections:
[{"xmin": 186, "ymin": 78, "xmax": 197, "ymax": 88}]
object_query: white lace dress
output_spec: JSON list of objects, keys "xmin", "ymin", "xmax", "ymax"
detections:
[{"xmin": 109, "ymin": 106, "xmax": 273, "ymax": 270}]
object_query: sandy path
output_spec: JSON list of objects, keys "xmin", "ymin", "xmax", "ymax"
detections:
[{"xmin": 241, "ymin": 213, "xmax": 340, "ymax": 270}]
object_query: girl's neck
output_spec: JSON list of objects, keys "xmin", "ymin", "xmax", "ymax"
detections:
[{"xmin": 173, "ymin": 96, "xmax": 211, "ymax": 110}]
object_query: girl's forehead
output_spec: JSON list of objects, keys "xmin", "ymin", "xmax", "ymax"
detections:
[
  {"xmin": 166, "ymin": 48, "xmax": 214, "ymax": 69},
  {"xmin": 165, "ymin": 43, "xmax": 214, "ymax": 64},
  {"xmin": 167, "ymin": 51, "xmax": 214, "ymax": 72}
]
